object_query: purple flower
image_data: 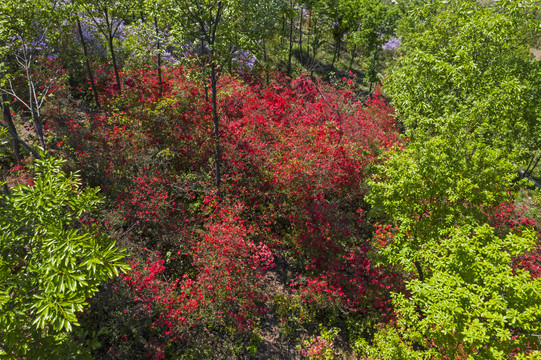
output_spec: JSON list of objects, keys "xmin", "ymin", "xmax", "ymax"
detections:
[
  {"xmin": 113, "ymin": 21, "xmax": 126, "ymax": 41},
  {"xmin": 233, "ymin": 50, "xmax": 256, "ymax": 70},
  {"xmin": 10, "ymin": 29, "xmax": 52, "ymax": 58},
  {"xmin": 76, "ymin": 17, "xmax": 108, "ymax": 58},
  {"xmin": 382, "ymin": 37, "xmax": 401, "ymax": 51}
]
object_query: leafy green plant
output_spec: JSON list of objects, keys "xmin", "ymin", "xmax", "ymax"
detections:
[
  {"xmin": 362, "ymin": 1, "xmax": 541, "ymax": 357},
  {"xmin": 274, "ymin": 293, "xmax": 313, "ymax": 341},
  {"xmin": 0, "ymin": 156, "xmax": 129, "ymax": 358},
  {"xmin": 300, "ymin": 326, "xmax": 339, "ymax": 360},
  {"xmin": 362, "ymin": 224, "xmax": 541, "ymax": 359},
  {"xmin": 246, "ymin": 331, "xmax": 263, "ymax": 356}
]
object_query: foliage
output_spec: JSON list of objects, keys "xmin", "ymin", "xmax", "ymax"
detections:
[
  {"xmin": 368, "ymin": 225, "xmax": 541, "ymax": 359},
  {"xmin": 44, "ymin": 66, "xmax": 400, "ymax": 357},
  {"xmin": 368, "ymin": 134, "xmax": 517, "ymax": 270},
  {"xmin": 0, "ymin": 156, "xmax": 129, "ymax": 358},
  {"xmin": 388, "ymin": 0, "xmax": 541, "ymax": 157},
  {"xmin": 300, "ymin": 326, "xmax": 339, "ymax": 359},
  {"xmin": 339, "ymin": 0, "xmax": 399, "ymax": 83},
  {"xmin": 2, "ymin": 0, "xmax": 540, "ymax": 357},
  {"xmin": 363, "ymin": 0, "xmax": 541, "ymax": 358}
]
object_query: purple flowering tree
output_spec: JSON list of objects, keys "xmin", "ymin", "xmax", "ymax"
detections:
[
  {"xmin": 382, "ymin": 36, "xmax": 400, "ymax": 52},
  {"xmin": 74, "ymin": 14, "xmax": 101, "ymax": 108},
  {"xmin": 0, "ymin": 0, "xmax": 66, "ymax": 158},
  {"xmin": 76, "ymin": 0, "xmax": 128, "ymax": 94}
]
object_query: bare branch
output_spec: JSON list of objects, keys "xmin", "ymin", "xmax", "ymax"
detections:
[{"xmin": 0, "ymin": 80, "xmax": 30, "ymax": 110}]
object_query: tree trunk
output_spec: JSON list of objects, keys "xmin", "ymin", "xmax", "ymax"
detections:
[
  {"xmin": 227, "ymin": 45, "xmax": 233, "ymax": 73},
  {"xmin": 105, "ymin": 9, "xmax": 121, "ymax": 94},
  {"xmin": 310, "ymin": 18, "xmax": 318, "ymax": 76},
  {"xmin": 299, "ymin": 7, "xmax": 303, "ymax": 61},
  {"xmin": 77, "ymin": 17, "xmax": 100, "ymax": 108},
  {"xmin": 348, "ymin": 44, "xmax": 357, "ymax": 72},
  {"xmin": 1, "ymin": 94, "xmax": 40, "ymax": 160},
  {"xmin": 154, "ymin": 16, "xmax": 163, "ymax": 97},
  {"xmin": 306, "ymin": 10, "xmax": 311, "ymax": 62},
  {"xmin": 281, "ymin": 13, "xmax": 286, "ymax": 46},
  {"xmin": 1, "ymin": 94, "xmax": 21, "ymax": 162},
  {"xmin": 108, "ymin": 37, "xmax": 122, "ymax": 94},
  {"xmin": 209, "ymin": 2, "xmax": 223, "ymax": 192},
  {"xmin": 368, "ymin": 51, "xmax": 378, "ymax": 93},
  {"xmin": 525, "ymin": 155, "xmax": 541, "ymax": 178},
  {"xmin": 200, "ymin": 38, "xmax": 209, "ymax": 101},
  {"xmin": 26, "ymin": 70, "xmax": 46, "ymax": 150},
  {"xmin": 210, "ymin": 63, "xmax": 221, "ymax": 191},
  {"xmin": 263, "ymin": 41, "xmax": 269, "ymax": 86},
  {"xmin": 331, "ymin": 37, "xmax": 341, "ymax": 68},
  {"xmin": 414, "ymin": 261, "xmax": 425, "ymax": 282},
  {"xmin": 287, "ymin": 0, "xmax": 294, "ymax": 77}
]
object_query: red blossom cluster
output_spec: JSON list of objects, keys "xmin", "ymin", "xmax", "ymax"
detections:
[{"xmin": 46, "ymin": 66, "xmax": 403, "ymax": 356}]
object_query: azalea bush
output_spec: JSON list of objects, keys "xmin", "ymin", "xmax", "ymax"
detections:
[{"xmin": 44, "ymin": 65, "xmax": 401, "ymax": 357}]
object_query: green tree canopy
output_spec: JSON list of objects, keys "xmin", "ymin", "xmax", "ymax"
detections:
[
  {"xmin": 363, "ymin": 1, "xmax": 541, "ymax": 357},
  {"xmin": 388, "ymin": 0, "xmax": 541, "ymax": 157}
]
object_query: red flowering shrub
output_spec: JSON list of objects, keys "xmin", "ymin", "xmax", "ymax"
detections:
[
  {"xmin": 46, "ymin": 66, "xmax": 402, "ymax": 357},
  {"xmin": 119, "ymin": 170, "xmax": 177, "ymax": 224},
  {"xmin": 193, "ymin": 199, "xmax": 274, "ymax": 331},
  {"xmin": 484, "ymin": 200, "xmax": 540, "ymax": 278},
  {"xmin": 108, "ymin": 200, "xmax": 274, "ymax": 357},
  {"xmin": 301, "ymin": 327, "xmax": 339, "ymax": 360},
  {"xmin": 218, "ymin": 77, "xmax": 401, "ymax": 317}
]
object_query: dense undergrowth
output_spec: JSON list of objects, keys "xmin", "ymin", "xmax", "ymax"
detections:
[
  {"xmin": 2, "ymin": 0, "xmax": 541, "ymax": 358},
  {"xmin": 46, "ymin": 67, "xmax": 401, "ymax": 358},
  {"xmin": 1, "ymin": 61, "xmax": 536, "ymax": 358}
]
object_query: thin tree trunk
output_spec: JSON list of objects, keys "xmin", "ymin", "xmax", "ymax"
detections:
[
  {"xmin": 287, "ymin": 0, "xmax": 294, "ymax": 76},
  {"xmin": 299, "ymin": 7, "xmax": 303, "ymax": 61},
  {"xmin": 77, "ymin": 17, "xmax": 100, "ymax": 108},
  {"xmin": 26, "ymin": 69, "xmax": 46, "ymax": 150},
  {"xmin": 281, "ymin": 13, "xmax": 286, "ymax": 46},
  {"xmin": 0, "ymin": 123, "xmax": 40, "ymax": 160},
  {"xmin": 108, "ymin": 37, "xmax": 122, "ymax": 94},
  {"xmin": 413, "ymin": 260, "xmax": 428, "ymax": 350},
  {"xmin": 154, "ymin": 16, "xmax": 163, "ymax": 97},
  {"xmin": 414, "ymin": 261, "xmax": 425, "ymax": 282},
  {"xmin": 209, "ymin": 2, "xmax": 223, "ymax": 192},
  {"xmin": 1, "ymin": 94, "xmax": 21, "ymax": 162},
  {"xmin": 228, "ymin": 45, "xmax": 233, "ymax": 73},
  {"xmin": 311, "ymin": 18, "xmax": 318, "ymax": 76},
  {"xmin": 526, "ymin": 156, "xmax": 541, "ymax": 178},
  {"xmin": 368, "ymin": 51, "xmax": 378, "ymax": 93},
  {"xmin": 348, "ymin": 44, "xmax": 357, "ymax": 71},
  {"xmin": 331, "ymin": 37, "xmax": 341, "ymax": 68},
  {"xmin": 200, "ymin": 38, "xmax": 209, "ymax": 101},
  {"xmin": 1, "ymin": 94, "xmax": 40, "ymax": 159},
  {"xmin": 524, "ymin": 155, "xmax": 536, "ymax": 175},
  {"xmin": 306, "ymin": 10, "xmax": 311, "ymax": 62},
  {"xmin": 211, "ymin": 63, "xmax": 221, "ymax": 191},
  {"xmin": 263, "ymin": 41, "xmax": 269, "ymax": 86},
  {"xmin": 105, "ymin": 9, "xmax": 121, "ymax": 94}
]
